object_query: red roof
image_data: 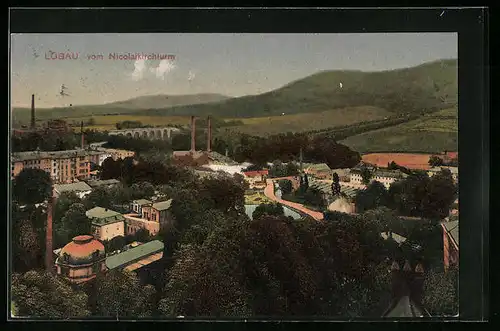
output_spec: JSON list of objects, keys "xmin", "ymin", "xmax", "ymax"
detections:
[
  {"xmin": 60, "ymin": 235, "xmax": 105, "ymax": 260},
  {"xmin": 243, "ymin": 170, "xmax": 269, "ymax": 177},
  {"xmin": 441, "ymin": 151, "xmax": 458, "ymax": 159}
]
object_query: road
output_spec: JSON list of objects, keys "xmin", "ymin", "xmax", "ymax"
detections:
[{"xmin": 264, "ymin": 177, "xmax": 324, "ymax": 221}]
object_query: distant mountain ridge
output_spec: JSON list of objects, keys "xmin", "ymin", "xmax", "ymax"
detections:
[
  {"xmin": 12, "ymin": 59, "xmax": 457, "ymax": 124},
  {"xmin": 136, "ymin": 59, "xmax": 457, "ymax": 118}
]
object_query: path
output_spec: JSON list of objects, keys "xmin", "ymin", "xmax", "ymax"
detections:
[{"xmin": 264, "ymin": 178, "xmax": 324, "ymax": 221}]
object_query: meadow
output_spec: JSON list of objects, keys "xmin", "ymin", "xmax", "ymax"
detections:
[
  {"xmin": 340, "ymin": 108, "xmax": 458, "ymax": 154},
  {"xmin": 223, "ymin": 106, "xmax": 392, "ymax": 136}
]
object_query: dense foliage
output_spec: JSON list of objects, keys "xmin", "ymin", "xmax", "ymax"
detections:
[
  {"xmin": 13, "ymin": 168, "xmax": 52, "ymax": 205},
  {"xmin": 12, "ymin": 271, "xmax": 90, "ymax": 318}
]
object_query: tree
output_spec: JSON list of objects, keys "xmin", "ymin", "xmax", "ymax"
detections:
[
  {"xmin": 423, "ymin": 266, "xmax": 458, "ymax": 316},
  {"xmin": 100, "ymin": 157, "xmax": 121, "ymax": 180},
  {"xmin": 355, "ymin": 181, "xmax": 390, "ymax": 213},
  {"xmin": 55, "ymin": 203, "xmax": 91, "ymax": 248},
  {"xmin": 387, "ymin": 161, "xmax": 399, "ymax": 170},
  {"xmin": 428, "ymin": 156, "xmax": 444, "ymax": 167},
  {"xmin": 252, "ymin": 203, "xmax": 285, "ymax": 220},
  {"xmin": 11, "ymin": 270, "xmax": 90, "ymax": 318},
  {"xmin": 303, "ymin": 173, "xmax": 309, "ymax": 190},
  {"xmin": 199, "ymin": 174, "xmax": 245, "ymax": 213},
  {"xmin": 94, "ymin": 270, "xmax": 155, "ymax": 317},
  {"xmin": 105, "ymin": 235, "xmax": 126, "ymax": 252},
  {"xmin": 285, "ymin": 162, "xmax": 299, "ymax": 176},
  {"xmin": 134, "ymin": 228, "xmax": 151, "ymax": 243},
  {"xmin": 422, "ymin": 169, "xmax": 457, "ymax": 220},
  {"xmin": 12, "ymin": 218, "xmax": 41, "ymax": 272},
  {"xmin": 331, "ymin": 173, "xmax": 341, "ymax": 196},
  {"xmin": 278, "ymin": 179, "xmax": 293, "ymax": 195},
  {"xmin": 360, "ymin": 166, "xmax": 372, "ymax": 185},
  {"xmin": 13, "ymin": 168, "xmax": 52, "ymax": 204},
  {"xmin": 83, "ymin": 187, "xmax": 113, "ymax": 210}
]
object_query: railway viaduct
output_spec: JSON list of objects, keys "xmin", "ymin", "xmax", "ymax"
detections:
[{"xmin": 107, "ymin": 127, "xmax": 182, "ymax": 140}]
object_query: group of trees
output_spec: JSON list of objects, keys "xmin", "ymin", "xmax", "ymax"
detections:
[
  {"xmin": 428, "ymin": 155, "xmax": 458, "ymax": 167},
  {"xmin": 216, "ymin": 132, "xmax": 360, "ymax": 169},
  {"xmin": 268, "ymin": 160, "xmax": 299, "ymax": 178},
  {"xmin": 11, "ymin": 160, "xmax": 457, "ymax": 318},
  {"xmin": 278, "ymin": 173, "xmax": 326, "ymax": 209},
  {"xmin": 355, "ymin": 169, "xmax": 457, "ymax": 220}
]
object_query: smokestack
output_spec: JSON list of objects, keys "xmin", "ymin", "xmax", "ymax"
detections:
[
  {"xmin": 80, "ymin": 121, "xmax": 85, "ymax": 149},
  {"xmin": 190, "ymin": 116, "xmax": 196, "ymax": 152},
  {"xmin": 30, "ymin": 94, "xmax": 35, "ymax": 129},
  {"xmin": 299, "ymin": 147, "xmax": 303, "ymax": 171},
  {"xmin": 207, "ymin": 116, "xmax": 212, "ymax": 153},
  {"xmin": 45, "ymin": 191, "xmax": 55, "ymax": 273}
]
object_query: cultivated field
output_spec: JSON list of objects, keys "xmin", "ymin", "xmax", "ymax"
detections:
[
  {"xmin": 361, "ymin": 153, "xmax": 435, "ymax": 170},
  {"xmin": 340, "ymin": 108, "xmax": 458, "ymax": 154},
  {"xmin": 224, "ymin": 106, "xmax": 392, "ymax": 136}
]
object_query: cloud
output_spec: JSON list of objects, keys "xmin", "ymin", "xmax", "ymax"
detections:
[
  {"xmin": 150, "ymin": 59, "xmax": 176, "ymax": 80},
  {"xmin": 131, "ymin": 59, "xmax": 146, "ymax": 81}
]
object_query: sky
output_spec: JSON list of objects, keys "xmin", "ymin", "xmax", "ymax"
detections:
[{"xmin": 10, "ymin": 33, "xmax": 457, "ymax": 108}]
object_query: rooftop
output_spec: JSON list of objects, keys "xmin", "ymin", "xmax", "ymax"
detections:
[
  {"xmin": 243, "ymin": 170, "xmax": 269, "ymax": 177},
  {"xmin": 12, "ymin": 149, "xmax": 98, "ymax": 161},
  {"xmin": 105, "ymin": 240, "xmax": 164, "ymax": 270},
  {"xmin": 381, "ymin": 232, "xmax": 407, "ymax": 245},
  {"xmin": 54, "ymin": 182, "xmax": 92, "ymax": 193},
  {"xmin": 151, "ymin": 199, "xmax": 172, "ymax": 211},
  {"xmin": 85, "ymin": 179, "xmax": 121, "ymax": 188},
  {"xmin": 373, "ymin": 169, "xmax": 407, "ymax": 179},
  {"xmin": 133, "ymin": 199, "xmax": 152, "ymax": 206},
  {"xmin": 86, "ymin": 207, "xmax": 125, "ymax": 226},
  {"xmin": 305, "ymin": 163, "xmax": 331, "ymax": 172},
  {"xmin": 208, "ymin": 151, "xmax": 238, "ymax": 165},
  {"xmin": 442, "ymin": 220, "xmax": 459, "ymax": 248}
]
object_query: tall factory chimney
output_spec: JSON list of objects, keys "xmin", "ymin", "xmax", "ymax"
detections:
[
  {"xmin": 45, "ymin": 190, "xmax": 55, "ymax": 273},
  {"xmin": 80, "ymin": 121, "xmax": 85, "ymax": 149},
  {"xmin": 299, "ymin": 147, "xmax": 303, "ymax": 172},
  {"xmin": 30, "ymin": 94, "xmax": 36, "ymax": 129},
  {"xmin": 190, "ymin": 116, "xmax": 196, "ymax": 152},
  {"xmin": 207, "ymin": 116, "xmax": 212, "ymax": 153}
]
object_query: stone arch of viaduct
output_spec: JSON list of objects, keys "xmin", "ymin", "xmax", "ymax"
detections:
[{"xmin": 108, "ymin": 127, "xmax": 182, "ymax": 140}]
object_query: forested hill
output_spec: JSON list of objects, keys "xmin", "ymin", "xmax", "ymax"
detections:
[{"xmin": 138, "ymin": 59, "xmax": 457, "ymax": 118}]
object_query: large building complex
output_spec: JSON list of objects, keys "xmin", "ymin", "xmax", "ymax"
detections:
[{"xmin": 11, "ymin": 150, "xmax": 95, "ymax": 183}]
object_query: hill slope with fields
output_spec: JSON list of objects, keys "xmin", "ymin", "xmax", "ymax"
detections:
[{"xmin": 339, "ymin": 108, "xmax": 458, "ymax": 154}]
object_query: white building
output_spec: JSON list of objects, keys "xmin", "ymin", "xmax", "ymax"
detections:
[
  {"xmin": 86, "ymin": 207, "xmax": 125, "ymax": 242},
  {"xmin": 350, "ymin": 169, "xmax": 406, "ymax": 189},
  {"xmin": 371, "ymin": 169, "xmax": 407, "ymax": 189}
]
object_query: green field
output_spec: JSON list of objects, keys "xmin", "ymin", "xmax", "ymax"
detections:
[
  {"xmin": 340, "ymin": 108, "xmax": 458, "ymax": 153},
  {"xmin": 224, "ymin": 106, "xmax": 392, "ymax": 136}
]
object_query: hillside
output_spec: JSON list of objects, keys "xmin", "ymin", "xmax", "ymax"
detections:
[
  {"xmin": 339, "ymin": 108, "xmax": 458, "ymax": 154},
  {"xmin": 223, "ymin": 106, "xmax": 393, "ymax": 136},
  {"xmin": 134, "ymin": 59, "xmax": 457, "ymax": 118},
  {"xmin": 11, "ymin": 93, "xmax": 230, "ymax": 125}
]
